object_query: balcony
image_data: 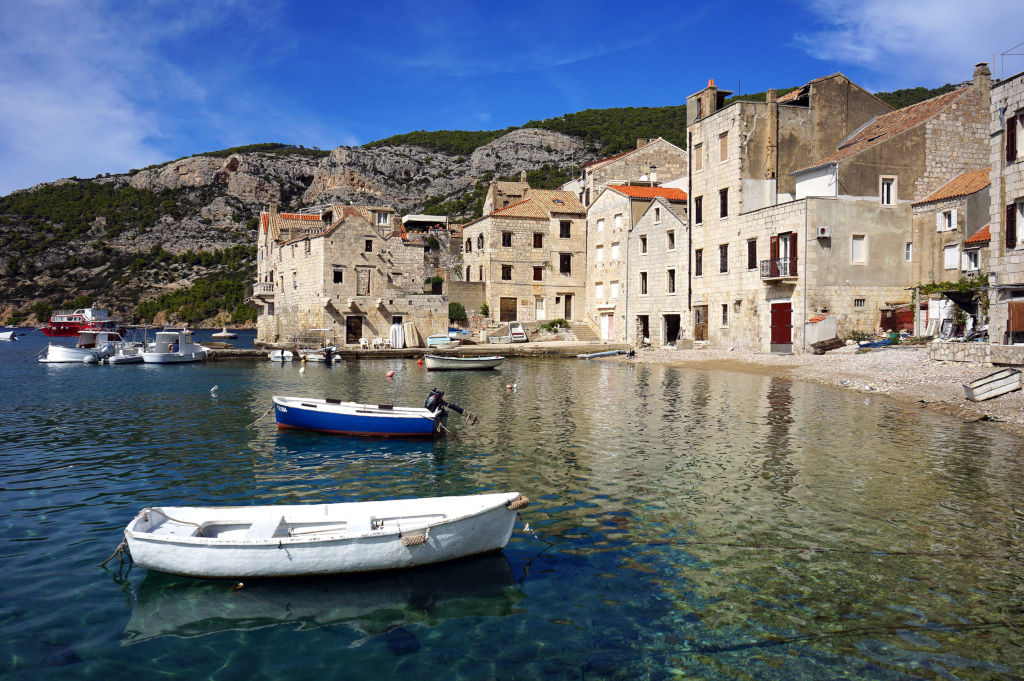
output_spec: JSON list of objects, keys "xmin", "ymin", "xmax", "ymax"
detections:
[
  {"xmin": 252, "ymin": 281, "xmax": 275, "ymax": 299},
  {"xmin": 760, "ymin": 257, "xmax": 798, "ymax": 281}
]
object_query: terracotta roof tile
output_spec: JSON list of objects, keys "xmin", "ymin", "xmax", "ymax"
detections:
[
  {"xmin": 795, "ymin": 87, "xmax": 969, "ymax": 173},
  {"xmin": 912, "ymin": 168, "xmax": 990, "ymax": 206},
  {"xmin": 807, "ymin": 314, "xmax": 827, "ymax": 324},
  {"xmin": 491, "ymin": 198, "xmax": 549, "ymax": 219},
  {"xmin": 526, "ymin": 188, "xmax": 586, "ymax": 213},
  {"xmin": 608, "ymin": 184, "xmax": 687, "ymax": 201},
  {"xmin": 964, "ymin": 224, "xmax": 991, "ymax": 244}
]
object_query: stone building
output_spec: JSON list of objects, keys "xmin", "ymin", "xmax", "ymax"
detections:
[
  {"xmin": 988, "ymin": 68, "xmax": 1024, "ymax": 348},
  {"xmin": 252, "ymin": 204, "xmax": 448, "ymax": 346},
  {"xmin": 462, "ymin": 186, "xmax": 586, "ymax": 322},
  {"xmin": 625, "ymin": 197, "xmax": 689, "ymax": 346},
  {"xmin": 585, "ymin": 185, "xmax": 688, "ymax": 342},
  {"xmin": 686, "ymin": 65, "xmax": 991, "ymax": 352},
  {"xmin": 578, "ymin": 138, "xmax": 688, "ymax": 207},
  {"xmin": 482, "ymin": 172, "xmax": 530, "ymax": 214}
]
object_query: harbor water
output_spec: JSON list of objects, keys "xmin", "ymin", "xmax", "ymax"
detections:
[{"xmin": 1, "ymin": 331, "xmax": 1022, "ymax": 679}]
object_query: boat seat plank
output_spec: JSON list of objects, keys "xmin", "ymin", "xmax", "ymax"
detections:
[
  {"xmin": 151, "ymin": 519, "xmax": 201, "ymax": 537},
  {"xmin": 246, "ymin": 515, "xmax": 285, "ymax": 539}
]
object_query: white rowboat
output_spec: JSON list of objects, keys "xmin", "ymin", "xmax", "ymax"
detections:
[
  {"xmin": 423, "ymin": 354, "xmax": 505, "ymax": 371},
  {"xmin": 268, "ymin": 349, "xmax": 294, "ymax": 362},
  {"xmin": 963, "ymin": 368, "xmax": 1021, "ymax": 402},
  {"xmin": 124, "ymin": 492, "xmax": 529, "ymax": 578}
]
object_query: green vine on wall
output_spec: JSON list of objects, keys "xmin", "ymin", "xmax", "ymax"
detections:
[{"xmin": 914, "ymin": 274, "xmax": 989, "ymax": 314}]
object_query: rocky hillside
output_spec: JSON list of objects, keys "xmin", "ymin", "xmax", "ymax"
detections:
[{"xmin": 0, "ymin": 130, "xmax": 594, "ymax": 325}]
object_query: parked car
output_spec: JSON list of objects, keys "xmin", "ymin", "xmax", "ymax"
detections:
[{"xmin": 509, "ymin": 321, "xmax": 528, "ymax": 343}]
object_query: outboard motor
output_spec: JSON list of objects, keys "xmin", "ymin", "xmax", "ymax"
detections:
[{"xmin": 424, "ymin": 389, "xmax": 478, "ymax": 425}]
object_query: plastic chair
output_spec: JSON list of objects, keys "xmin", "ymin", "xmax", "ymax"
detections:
[{"xmin": 359, "ymin": 337, "xmax": 369, "ymax": 349}]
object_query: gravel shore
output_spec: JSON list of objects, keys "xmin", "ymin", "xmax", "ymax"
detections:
[{"xmin": 630, "ymin": 343, "xmax": 1024, "ymax": 436}]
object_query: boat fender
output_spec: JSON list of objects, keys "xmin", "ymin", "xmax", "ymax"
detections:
[
  {"xmin": 506, "ymin": 495, "xmax": 530, "ymax": 510},
  {"xmin": 386, "ymin": 370, "xmax": 395, "ymax": 378},
  {"xmin": 417, "ymin": 358, "xmax": 423, "ymax": 366}
]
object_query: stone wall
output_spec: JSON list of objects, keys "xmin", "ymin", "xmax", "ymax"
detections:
[
  {"xmin": 448, "ymin": 281, "xmax": 486, "ymax": 315},
  {"xmin": 929, "ymin": 340, "xmax": 991, "ymax": 364},
  {"xmin": 583, "ymin": 138, "xmax": 687, "ymax": 206},
  {"xmin": 585, "ymin": 190, "xmax": 632, "ymax": 339},
  {"xmin": 989, "ymin": 69, "xmax": 1024, "ymax": 345},
  {"xmin": 627, "ymin": 199, "xmax": 689, "ymax": 346}
]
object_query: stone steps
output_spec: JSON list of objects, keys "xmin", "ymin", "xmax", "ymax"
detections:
[{"xmin": 569, "ymin": 322, "xmax": 599, "ymax": 342}]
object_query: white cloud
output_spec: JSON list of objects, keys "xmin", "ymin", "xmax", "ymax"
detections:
[{"xmin": 795, "ymin": 0, "xmax": 1024, "ymax": 88}]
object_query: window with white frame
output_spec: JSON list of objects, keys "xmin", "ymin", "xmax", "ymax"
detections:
[
  {"xmin": 667, "ymin": 230, "xmax": 675, "ymax": 250},
  {"xmin": 596, "ymin": 245, "xmax": 603, "ymax": 262},
  {"xmin": 614, "ymin": 214, "xmax": 622, "ymax": 229},
  {"xmin": 880, "ymin": 176, "xmax": 896, "ymax": 206},
  {"xmin": 851, "ymin": 234, "xmax": 866, "ymax": 263},
  {"xmin": 640, "ymin": 235, "xmax": 647, "ymax": 254},
  {"xmin": 610, "ymin": 281, "xmax": 619, "ymax": 299},
  {"xmin": 376, "ymin": 212, "xmax": 389, "ymax": 226},
  {"xmin": 611, "ymin": 242, "xmax": 620, "ymax": 260},
  {"xmin": 639, "ymin": 271, "xmax": 648, "ymax": 295},
  {"xmin": 721, "ymin": 303, "xmax": 729, "ymax": 326},
  {"xmin": 905, "ymin": 242, "xmax": 912, "ymax": 262},
  {"xmin": 597, "ymin": 218, "xmax": 605, "ymax": 233},
  {"xmin": 937, "ymin": 209, "xmax": 956, "ymax": 232},
  {"xmin": 595, "ymin": 282, "xmax": 603, "ymax": 299},
  {"xmin": 667, "ymin": 268, "xmax": 676, "ymax": 294},
  {"xmin": 943, "ymin": 244, "xmax": 958, "ymax": 270},
  {"xmin": 854, "ymin": 298, "xmax": 865, "ymax": 308},
  {"xmin": 654, "ymin": 207, "xmax": 661, "ymax": 223},
  {"xmin": 963, "ymin": 249, "xmax": 980, "ymax": 271}
]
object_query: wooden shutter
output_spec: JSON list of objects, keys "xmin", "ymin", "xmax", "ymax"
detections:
[
  {"xmin": 936, "ymin": 211, "xmax": 943, "ymax": 232},
  {"xmin": 789, "ymin": 232, "xmax": 798, "ymax": 275},
  {"xmin": 1008, "ymin": 115, "xmax": 1017, "ymax": 164},
  {"xmin": 769, "ymin": 235, "xmax": 779, "ymax": 259},
  {"xmin": 1008, "ymin": 203, "xmax": 1018, "ymax": 251}
]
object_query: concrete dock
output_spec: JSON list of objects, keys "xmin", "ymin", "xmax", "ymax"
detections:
[{"xmin": 207, "ymin": 340, "xmax": 630, "ymax": 361}]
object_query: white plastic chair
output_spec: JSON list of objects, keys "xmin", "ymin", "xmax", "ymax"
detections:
[{"xmin": 359, "ymin": 337, "xmax": 370, "ymax": 349}]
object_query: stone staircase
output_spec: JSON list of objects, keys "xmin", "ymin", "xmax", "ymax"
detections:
[{"xmin": 569, "ymin": 322, "xmax": 599, "ymax": 342}]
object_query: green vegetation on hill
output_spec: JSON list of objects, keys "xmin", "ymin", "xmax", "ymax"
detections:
[
  {"xmin": 135, "ymin": 274, "xmax": 257, "ymax": 325},
  {"xmin": 524, "ymin": 106, "xmax": 689, "ymax": 156},
  {"xmin": 873, "ymin": 84, "xmax": 960, "ymax": 110},
  {"xmin": 199, "ymin": 143, "xmax": 330, "ymax": 159}
]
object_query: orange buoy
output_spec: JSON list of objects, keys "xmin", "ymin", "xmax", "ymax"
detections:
[
  {"xmin": 386, "ymin": 370, "xmax": 395, "ymax": 378},
  {"xmin": 417, "ymin": 358, "xmax": 423, "ymax": 366}
]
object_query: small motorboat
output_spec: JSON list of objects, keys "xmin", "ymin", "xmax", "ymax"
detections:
[
  {"xmin": 122, "ymin": 491, "xmax": 530, "ymax": 578},
  {"xmin": 0, "ymin": 330, "xmax": 18, "ymax": 341},
  {"xmin": 108, "ymin": 343, "xmax": 145, "ymax": 364},
  {"xmin": 39, "ymin": 330, "xmax": 125, "ymax": 363},
  {"xmin": 423, "ymin": 354, "xmax": 504, "ymax": 371},
  {"xmin": 211, "ymin": 327, "xmax": 238, "ymax": 339},
  {"xmin": 142, "ymin": 330, "xmax": 208, "ymax": 363},
  {"xmin": 273, "ymin": 388, "xmax": 475, "ymax": 437},
  {"xmin": 268, "ymin": 349, "xmax": 294, "ymax": 362}
]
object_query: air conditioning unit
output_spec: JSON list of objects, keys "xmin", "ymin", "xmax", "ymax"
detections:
[{"xmin": 816, "ymin": 226, "xmax": 831, "ymax": 238}]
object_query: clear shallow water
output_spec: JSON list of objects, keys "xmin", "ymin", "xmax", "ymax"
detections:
[{"xmin": 1, "ymin": 333, "xmax": 1023, "ymax": 680}]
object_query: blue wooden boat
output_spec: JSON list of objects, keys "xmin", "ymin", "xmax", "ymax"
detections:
[{"xmin": 272, "ymin": 390, "xmax": 476, "ymax": 437}]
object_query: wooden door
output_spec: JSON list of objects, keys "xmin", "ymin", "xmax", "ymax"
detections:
[
  {"xmin": 694, "ymin": 306, "xmax": 708, "ymax": 341},
  {"xmin": 345, "ymin": 316, "xmax": 362, "ymax": 344},
  {"xmin": 499, "ymin": 297, "xmax": 517, "ymax": 322},
  {"xmin": 563, "ymin": 294, "xmax": 573, "ymax": 320},
  {"xmin": 770, "ymin": 302, "xmax": 792, "ymax": 349},
  {"xmin": 602, "ymin": 313, "xmax": 614, "ymax": 341}
]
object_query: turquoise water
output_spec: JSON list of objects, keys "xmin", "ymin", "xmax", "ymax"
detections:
[{"xmin": 2, "ymin": 331, "xmax": 1023, "ymax": 680}]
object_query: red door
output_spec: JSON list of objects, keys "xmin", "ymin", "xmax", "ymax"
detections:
[{"xmin": 770, "ymin": 302, "xmax": 792, "ymax": 348}]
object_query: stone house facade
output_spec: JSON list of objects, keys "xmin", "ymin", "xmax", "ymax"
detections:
[
  {"xmin": 988, "ymin": 68, "xmax": 1024, "ymax": 346},
  {"xmin": 462, "ymin": 187, "xmax": 587, "ymax": 322},
  {"xmin": 585, "ymin": 185, "xmax": 688, "ymax": 342},
  {"xmin": 253, "ymin": 204, "xmax": 448, "ymax": 346},
  {"xmin": 482, "ymin": 173, "xmax": 529, "ymax": 214},
  {"xmin": 578, "ymin": 138, "xmax": 688, "ymax": 207},
  {"xmin": 686, "ymin": 66, "xmax": 991, "ymax": 352},
  {"xmin": 625, "ymin": 197, "xmax": 689, "ymax": 346}
]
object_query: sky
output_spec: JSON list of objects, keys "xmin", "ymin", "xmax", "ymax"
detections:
[{"xmin": 1, "ymin": 0, "xmax": 1022, "ymax": 196}]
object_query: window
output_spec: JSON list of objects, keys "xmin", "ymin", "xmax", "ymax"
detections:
[
  {"xmin": 854, "ymin": 298, "xmax": 865, "ymax": 308},
  {"xmin": 880, "ymin": 176, "xmax": 896, "ymax": 205},
  {"xmin": 357, "ymin": 269, "xmax": 369, "ymax": 295},
  {"xmin": 501, "ymin": 265, "xmax": 512, "ymax": 280},
  {"xmin": 654, "ymin": 207, "xmax": 661, "ymax": 223},
  {"xmin": 1007, "ymin": 112, "xmax": 1021, "ymax": 163},
  {"xmin": 465, "ymin": 238, "xmax": 472, "ymax": 253},
  {"xmin": 304, "ymin": 239, "xmax": 310, "ymax": 256},
  {"xmin": 364, "ymin": 239, "xmax": 373, "ymax": 253},
  {"xmin": 719, "ymin": 131, "xmax": 729, "ymax": 162},
  {"xmin": 1007, "ymin": 200, "xmax": 1021, "ymax": 250},
  {"xmin": 614, "ymin": 214, "xmax": 622, "ymax": 230},
  {"xmin": 478, "ymin": 265, "xmax": 483, "ymax": 280},
  {"xmin": 533, "ymin": 266, "xmax": 543, "ymax": 281},
  {"xmin": 333, "ymin": 269, "xmax": 343, "ymax": 284},
  {"xmin": 560, "ymin": 221, "xmax": 571, "ymax": 238},
  {"xmin": 721, "ymin": 303, "xmax": 729, "ymax": 326},
  {"xmin": 694, "ymin": 143, "xmax": 703, "ymax": 172},
  {"xmin": 595, "ymin": 282, "xmax": 603, "ymax": 299},
  {"xmin": 596, "ymin": 245, "xmax": 603, "ymax": 262},
  {"xmin": 851, "ymin": 235, "xmax": 866, "ymax": 263},
  {"xmin": 747, "ymin": 239, "xmax": 757, "ymax": 270},
  {"xmin": 640, "ymin": 236, "xmax": 648, "ymax": 254},
  {"xmin": 905, "ymin": 242, "xmax": 913, "ymax": 262},
  {"xmin": 376, "ymin": 212, "xmax": 389, "ymax": 226},
  {"xmin": 611, "ymin": 242, "xmax": 620, "ymax": 260},
  {"xmin": 943, "ymin": 244, "xmax": 959, "ymax": 270},
  {"xmin": 667, "ymin": 230, "xmax": 675, "ymax": 250},
  {"xmin": 719, "ymin": 243, "xmax": 728, "ymax": 273},
  {"xmin": 477, "ymin": 234, "xmax": 484, "ymax": 250},
  {"xmin": 938, "ymin": 209, "xmax": 955, "ymax": 232},
  {"xmin": 597, "ymin": 218, "xmax": 605, "ymax": 233},
  {"xmin": 502, "ymin": 231, "xmax": 512, "ymax": 247},
  {"xmin": 559, "ymin": 253, "xmax": 572, "ymax": 274},
  {"xmin": 964, "ymin": 249, "xmax": 980, "ymax": 271},
  {"xmin": 667, "ymin": 269, "xmax": 676, "ymax": 294},
  {"xmin": 533, "ymin": 232, "xmax": 543, "ymax": 248},
  {"xmin": 502, "ymin": 200, "xmax": 509, "ymax": 207},
  {"xmin": 719, "ymin": 188, "xmax": 729, "ymax": 218},
  {"xmin": 694, "ymin": 196, "xmax": 703, "ymax": 224},
  {"xmin": 292, "ymin": 272, "xmax": 297, "ymax": 289},
  {"xmin": 695, "ymin": 249, "xmax": 703, "ymax": 276},
  {"xmin": 466, "ymin": 265, "xmax": 471, "ymax": 281},
  {"xmin": 640, "ymin": 271, "xmax": 648, "ymax": 295},
  {"xmin": 610, "ymin": 281, "xmax": 619, "ymax": 299}
]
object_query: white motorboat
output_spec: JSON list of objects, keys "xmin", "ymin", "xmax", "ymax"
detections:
[
  {"xmin": 211, "ymin": 327, "xmax": 237, "ymax": 339},
  {"xmin": 423, "ymin": 354, "xmax": 505, "ymax": 371},
  {"xmin": 142, "ymin": 330, "xmax": 208, "ymax": 364},
  {"xmin": 123, "ymin": 492, "xmax": 530, "ymax": 578},
  {"xmin": 269, "ymin": 349, "xmax": 294, "ymax": 362},
  {"xmin": 39, "ymin": 330, "xmax": 125, "ymax": 363},
  {"xmin": 0, "ymin": 330, "xmax": 18, "ymax": 341},
  {"xmin": 108, "ymin": 343, "xmax": 145, "ymax": 364}
]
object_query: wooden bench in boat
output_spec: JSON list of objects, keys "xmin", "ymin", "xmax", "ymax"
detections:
[{"xmin": 245, "ymin": 515, "xmax": 286, "ymax": 539}]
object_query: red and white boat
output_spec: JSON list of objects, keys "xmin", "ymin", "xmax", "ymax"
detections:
[{"xmin": 41, "ymin": 308, "xmax": 121, "ymax": 337}]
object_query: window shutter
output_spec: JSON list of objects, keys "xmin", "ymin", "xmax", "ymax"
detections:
[
  {"xmin": 936, "ymin": 212, "xmax": 942, "ymax": 232},
  {"xmin": 789, "ymin": 232, "xmax": 798, "ymax": 275},
  {"xmin": 950, "ymin": 208, "xmax": 958, "ymax": 232},
  {"xmin": 1008, "ymin": 203, "xmax": 1018, "ymax": 250},
  {"xmin": 961, "ymin": 251, "xmax": 969, "ymax": 270},
  {"xmin": 769, "ymin": 235, "xmax": 779, "ymax": 260},
  {"xmin": 1008, "ymin": 115, "xmax": 1018, "ymax": 164}
]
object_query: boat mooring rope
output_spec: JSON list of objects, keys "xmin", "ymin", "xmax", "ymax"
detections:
[
  {"xmin": 248, "ymin": 406, "xmax": 274, "ymax": 427},
  {"xmin": 100, "ymin": 538, "xmax": 132, "ymax": 568},
  {"xmin": 517, "ymin": 513, "xmax": 553, "ymax": 545}
]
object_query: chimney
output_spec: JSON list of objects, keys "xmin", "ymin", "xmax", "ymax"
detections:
[
  {"xmin": 973, "ymin": 62, "xmax": 992, "ymax": 91},
  {"xmin": 269, "ymin": 202, "xmax": 279, "ymax": 218},
  {"xmin": 766, "ymin": 89, "xmax": 777, "ymax": 104},
  {"xmin": 520, "ymin": 170, "xmax": 527, "ymax": 183},
  {"xmin": 637, "ymin": 138, "xmax": 648, "ymax": 149}
]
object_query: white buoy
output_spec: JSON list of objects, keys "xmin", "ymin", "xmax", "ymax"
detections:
[
  {"xmin": 299, "ymin": 366, "xmax": 305, "ymax": 374},
  {"xmin": 210, "ymin": 385, "xmax": 218, "ymax": 394}
]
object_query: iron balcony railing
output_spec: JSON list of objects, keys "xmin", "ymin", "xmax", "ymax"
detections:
[{"xmin": 760, "ymin": 257, "xmax": 798, "ymax": 279}]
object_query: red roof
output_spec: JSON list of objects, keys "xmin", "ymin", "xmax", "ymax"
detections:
[
  {"xmin": 608, "ymin": 185, "xmax": 687, "ymax": 201},
  {"xmin": 279, "ymin": 212, "xmax": 322, "ymax": 222},
  {"xmin": 912, "ymin": 168, "xmax": 990, "ymax": 206},
  {"xmin": 964, "ymin": 225, "xmax": 991, "ymax": 244}
]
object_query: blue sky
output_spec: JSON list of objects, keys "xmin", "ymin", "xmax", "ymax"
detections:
[{"xmin": 1, "ymin": 0, "xmax": 1022, "ymax": 196}]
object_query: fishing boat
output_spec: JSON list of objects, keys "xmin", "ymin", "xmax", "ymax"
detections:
[
  {"xmin": 963, "ymin": 368, "xmax": 1021, "ymax": 402},
  {"xmin": 142, "ymin": 330, "xmax": 208, "ymax": 363},
  {"xmin": 38, "ymin": 330, "xmax": 126, "ymax": 363},
  {"xmin": 274, "ymin": 389, "xmax": 475, "ymax": 437},
  {"xmin": 426, "ymin": 334, "xmax": 452, "ymax": 348},
  {"xmin": 423, "ymin": 354, "xmax": 504, "ymax": 371},
  {"xmin": 268, "ymin": 349, "xmax": 294, "ymax": 362},
  {"xmin": 211, "ymin": 327, "xmax": 238, "ymax": 339},
  {"xmin": 122, "ymin": 491, "xmax": 530, "ymax": 578},
  {"xmin": 40, "ymin": 308, "xmax": 122, "ymax": 337}
]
